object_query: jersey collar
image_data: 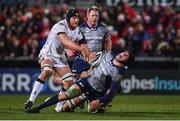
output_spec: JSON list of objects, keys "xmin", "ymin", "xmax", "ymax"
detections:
[{"xmin": 85, "ymin": 22, "xmax": 100, "ymax": 31}]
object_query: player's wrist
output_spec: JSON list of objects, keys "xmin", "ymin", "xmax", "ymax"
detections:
[{"xmin": 79, "ymin": 47, "xmax": 84, "ymax": 52}]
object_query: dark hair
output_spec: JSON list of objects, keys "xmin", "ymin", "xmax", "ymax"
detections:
[
  {"xmin": 111, "ymin": 45, "xmax": 124, "ymax": 54},
  {"xmin": 123, "ymin": 48, "xmax": 135, "ymax": 66},
  {"xmin": 112, "ymin": 45, "xmax": 135, "ymax": 66},
  {"xmin": 66, "ymin": 8, "xmax": 80, "ymax": 23},
  {"xmin": 87, "ymin": 5, "xmax": 99, "ymax": 13}
]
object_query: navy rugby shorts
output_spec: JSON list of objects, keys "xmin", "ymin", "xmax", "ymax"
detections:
[{"xmin": 75, "ymin": 78, "xmax": 104, "ymax": 102}]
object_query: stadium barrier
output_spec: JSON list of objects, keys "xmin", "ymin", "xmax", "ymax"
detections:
[{"xmin": 0, "ymin": 57, "xmax": 180, "ymax": 95}]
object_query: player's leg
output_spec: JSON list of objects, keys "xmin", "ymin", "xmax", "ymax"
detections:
[
  {"xmin": 53, "ymin": 66, "xmax": 76, "ymax": 112},
  {"xmin": 53, "ymin": 66, "xmax": 75, "ymax": 88},
  {"xmin": 24, "ymin": 58, "xmax": 53, "ymax": 109},
  {"xmin": 62, "ymin": 93, "xmax": 87, "ymax": 112},
  {"xmin": 62, "ymin": 89, "xmax": 107, "ymax": 113},
  {"xmin": 53, "ymin": 71, "xmax": 66, "ymax": 112},
  {"xmin": 25, "ymin": 84, "xmax": 82, "ymax": 113}
]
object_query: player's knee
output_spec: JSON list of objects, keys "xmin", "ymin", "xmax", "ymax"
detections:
[
  {"xmin": 40, "ymin": 64, "xmax": 53, "ymax": 79},
  {"xmin": 61, "ymin": 73, "xmax": 76, "ymax": 89},
  {"xmin": 61, "ymin": 73, "xmax": 76, "ymax": 82},
  {"xmin": 65, "ymin": 85, "xmax": 79, "ymax": 98}
]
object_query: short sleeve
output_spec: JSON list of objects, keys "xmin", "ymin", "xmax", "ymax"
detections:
[{"xmin": 54, "ymin": 23, "xmax": 68, "ymax": 35}]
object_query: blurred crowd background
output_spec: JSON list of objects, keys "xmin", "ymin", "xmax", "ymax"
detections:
[{"xmin": 0, "ymin": 0, "xmax": 180, "ymax": 59}]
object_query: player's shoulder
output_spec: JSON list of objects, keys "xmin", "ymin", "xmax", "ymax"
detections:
[
  {"xmin": 75, "ymin": 26, "xmax": 82, "ymax": 34},
  {"xmin": 103, "ymin": 52, "xmax": 114, "ymax": 62},
  {"xmin": 57, "ymin": 20, "xmax": 68, "ymax": 28},
  {"xmin": 98, "ymin": 22, "xmax": 107, "ymax": 28},
  {"xmin": 97, "ymin": 22, "xmax": 109, "ymax": 32},
  {"xmin": 79, "ymin": 22, "xmax": 87, "ymax": 28}
]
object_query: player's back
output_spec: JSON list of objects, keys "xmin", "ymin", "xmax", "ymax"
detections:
[{"xmin": 88, "ymin": 52, "xmax": 126, "ymax": 92}]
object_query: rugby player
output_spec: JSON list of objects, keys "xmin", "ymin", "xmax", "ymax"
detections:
[
  {"xmin": 24, "ymin": 8, "xmax": 91, "ymax": 110},
  {"xmin": 25, "ymin": 47, "xmax": 135, "ymax": 113}
]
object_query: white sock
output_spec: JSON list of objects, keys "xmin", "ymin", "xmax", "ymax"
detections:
[
  {"xmin": 55, "ymin": 90, "xmax": 65, "ymax": 112},
  {"xmin": 29, "ymin": 81, "xmax": 44, "ymax": 102}
]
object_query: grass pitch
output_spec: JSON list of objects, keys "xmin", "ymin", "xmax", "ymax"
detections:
[{"xmin": 0, "ymin": 95, "xmax": 180, "ymax": 120}]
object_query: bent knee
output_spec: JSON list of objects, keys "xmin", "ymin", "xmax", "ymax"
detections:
[
  {"xmin": 61, "ymin": 73, "xmax": 76, "ymax": 89},
  {"xmin": 65, "ymin": 85, "xmax": 79, "ymax": 98},
  {"xmin": 52, "ymin": 76, "xmax": 63, "ymax": 84}
]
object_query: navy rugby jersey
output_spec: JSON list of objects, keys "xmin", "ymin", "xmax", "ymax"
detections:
[{"xmin": 80, "ymin": 23, "xmax": 109, "ymax": 52}]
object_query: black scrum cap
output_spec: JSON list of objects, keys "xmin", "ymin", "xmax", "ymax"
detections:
[
  {"xmin": 112, "ymin": 45, "xmax": 135, "ymax": 66},
  {"xmin": 66, "ymin": 8, "xmax": 80, "ymax": 23}
]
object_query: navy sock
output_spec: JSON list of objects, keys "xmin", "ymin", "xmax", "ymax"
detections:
[{"xmin": 36, "ymin": 94, "xmax": 59, "ymax": 110}]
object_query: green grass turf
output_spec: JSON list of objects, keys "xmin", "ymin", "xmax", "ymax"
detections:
[{"xmin": 0, "ymin": 95, "xmax": 180, "ymax": 120}]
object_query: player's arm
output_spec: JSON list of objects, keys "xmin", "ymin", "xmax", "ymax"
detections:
[
  {"xmin": 58, "ymin": 33, "xmax": 83, "ymax": 52},
  {"xmin": 98, "ymin": 78, "xmax": 120, "ymax": 104},
  {"xmin": 90, "ymin": 75, "xmax": 122, "ymax": 111},
  {"xmin": 104, "ymin": 35, "xmax": 112, "ymax": 52},
  {"xmin": 58, "ymin": 33, "xmax": 90, "ymax": 60},
  {"xmin": 89, "ymin": 80, "xmax": 119, "ymax": 111},
  {"xmin": 102, "ymin": 25, "xmax": 112, "ymax": 53},
  {"xmin": 80, "ymin": 66, "xmax": 93, "ymax": 78}
]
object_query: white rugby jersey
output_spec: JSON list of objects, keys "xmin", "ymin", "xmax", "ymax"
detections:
[{"xmin": 39, "ymin": 19, "xmax": 83, "ymax": 65}]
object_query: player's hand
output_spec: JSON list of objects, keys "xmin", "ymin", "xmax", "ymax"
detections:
[
  {"xmin": 89, "ymin": 99, "xmax": 102, "ymax": 111},
  {"xmin": 88, "ymin": 52, "xmax": 96, "ymax": 63},
  {"xmin": 80, "ymin": 67, "xmax": 92, "ymax": 78},
  {"xmin": 80, "ymin": 71, "xmax": 89, "ymax": 78}
]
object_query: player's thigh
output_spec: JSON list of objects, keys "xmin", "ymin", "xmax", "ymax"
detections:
[
  {"xmin": 53, "ymin": 66, "xmax": 74, "ymax": 88},
  {"xmin": 54, "ymin": 66, "xmax": 71, "ymax": 77},
  {"xmin": 38, "ymin": 58, "xmax": 53, "ymax": 80}
]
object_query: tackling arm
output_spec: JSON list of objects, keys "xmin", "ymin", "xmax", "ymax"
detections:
[
  {"xmin": 58, "ymin": 33, "xmax": 90, "ymax": 60},
  {"xmin": 59, "ymin": 33, "xmax": 83, "ymax": 52}
]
